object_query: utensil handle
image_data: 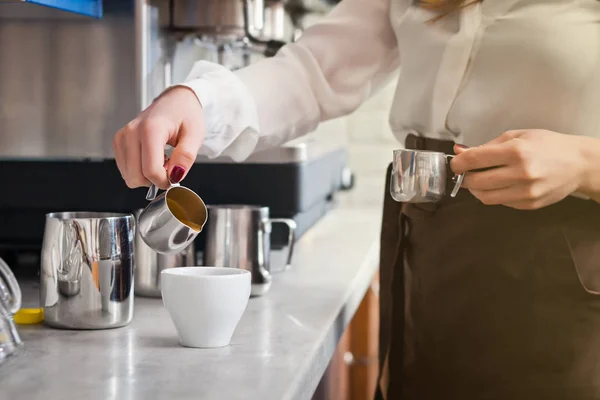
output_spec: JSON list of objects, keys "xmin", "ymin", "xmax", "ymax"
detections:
[
  {"xmin": 444, "ymin": 155, "xmax": 465, "ymax": 198},
  {"xmin": 145, "ymin": 166, "xmax": 181, "ymax": 201},
  {"xmin": 268, "ymin": 218, "xmax": 297, "ymax": 273},
  {"xmin": 0, "ymin": 257, "xmax": 22, "ymax": 315}
]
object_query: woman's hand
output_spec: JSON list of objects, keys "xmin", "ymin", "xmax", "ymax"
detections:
[
  {"xmin": 112, "ymin": 87, "xmax": 205, "ymax": 190},
  {"xmin": 450, "ymin": 130, "xmax": 591, "ymax": 210}
]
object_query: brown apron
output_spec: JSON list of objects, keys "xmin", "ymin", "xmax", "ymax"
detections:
[{"xmin": 376, "ymin": 135, "xmax": 600, "ymax": 400}]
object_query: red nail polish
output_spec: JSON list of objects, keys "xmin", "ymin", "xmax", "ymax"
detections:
[
  {"xmin": 169, "ymin": 165, "xmax": 185, "ymax": 183},
  {"xmin": 455, "ymin": 144, "xmax": 469, "ymax": 149}
]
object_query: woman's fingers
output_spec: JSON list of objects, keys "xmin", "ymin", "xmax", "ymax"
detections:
[
  {"xmin": 140, "ymin": 118, "xmax": 172, "ymax": 189},
  {"xmin": 461, "ymin": 166, "xmax": 526, "ymax": 191},
  {"xmin": 113, "ymin": 87, "xmax": 205, "ymax": 189},
  {"xmin": 470, "ymin": 186, "xmax": 524, "ymax": 206},
  {"xmin": 167, "ymin": 119, "xmax": 204, "ymax": 184},
  {"xmin": 451, "ymin": 142, "xmax": 511, "ymax": 173},
  {"xmin": 469, "ymin": 183, "xmax": 547, "ymax": 208},
  {"xmin": 483, "ymin": 130, "xmax": 526, "ymax": 146},
  {"xmin": 451, "ymin": 136, "xmax": 531, "ymax": 174},
  {"xmin": 124, "ymin": 127, "xmax": 151, "ymax": 188},
  {"xmin": 112, "ymin": 128, "xmax": 128, "ymax": 182}
]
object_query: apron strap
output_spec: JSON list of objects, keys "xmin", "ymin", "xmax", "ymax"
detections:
[{"xmin": 377, "ymin": 163, "xmax": 411, "ymax": 399}]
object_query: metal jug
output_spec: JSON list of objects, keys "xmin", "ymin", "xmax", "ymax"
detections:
[
  {"xmin": 40, "ymin": 212, "xmax": 135, "ymax": 329},
  {"xmin": 203, "ymin": 205, "xmax": 296, "ymax": 296},
  {"xmin": 0, "ymin": 257, "xmax": 22, "ymax": 364},
  {"xmin": 134, "ymin": 209, "xmax": 196, "ymax": 298},
  {"xmin": 140, "ymin": 184, "xmax": 207, "ymax": 255},
  {"xmin": 390, "ymin": 149, "xmax": 465, "ymax": 203}
]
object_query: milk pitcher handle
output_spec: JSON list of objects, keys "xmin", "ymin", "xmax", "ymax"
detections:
[
  {"xmin": 268, "ymin": 218, "xmax": 297, "ymax": 272},
  {"xmin": 146, "ymin": 181, "xmax": 180, "ymax": 201},
  {"xmin": 444, "ymin": 155, "xmax": 465, "ymax": 198}
]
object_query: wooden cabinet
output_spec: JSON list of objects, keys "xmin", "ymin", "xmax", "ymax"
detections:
[
  {"xmin": 349, "ymin": 271, "xmax": 380, "ymax": 400},
  {"xmin": 312, "ymin": 272, "xmax": 380, "ymax": 400},
  {"xmin": 313, "ymin": 328, "xmax": 352, "ymax": 400}
]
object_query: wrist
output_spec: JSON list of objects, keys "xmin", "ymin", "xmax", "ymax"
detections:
[
  {"xmin": 166, "ymin": 85, "xmax": 203, "ymax": 108},
  {"xmin": 575, "ymin": 136, "xmax": 600, "ymax": 202}
]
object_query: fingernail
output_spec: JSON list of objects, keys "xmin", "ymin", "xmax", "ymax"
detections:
[
  {"xmin": 455, "ymin": 144, "xmax": 469, "ymax": 149},
  {"xmin": 169, "ymin": 165, "xmax": 185, "ymax": 184}
]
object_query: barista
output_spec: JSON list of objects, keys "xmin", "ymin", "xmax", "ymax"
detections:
[{"xmin": 113, "ymin": 0, "xmax": 600, "ymax": 398}]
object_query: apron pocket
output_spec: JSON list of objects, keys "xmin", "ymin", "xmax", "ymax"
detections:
[{"xmin": 561, "ymin": 211, "xmax": 600, "ymax": 296}]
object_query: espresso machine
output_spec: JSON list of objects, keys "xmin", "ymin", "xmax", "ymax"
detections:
[{"xmin": 0, "ymin": 0, "xmax": 350, "ymax": 276}]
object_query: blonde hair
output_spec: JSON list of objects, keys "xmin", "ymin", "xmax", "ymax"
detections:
[{"xmin": 416, "ymin": 0, "xmax": 482, "ymax": 21}]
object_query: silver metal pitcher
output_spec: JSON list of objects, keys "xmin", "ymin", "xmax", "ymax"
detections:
[
  {"xmin": 203, "ymin": 205, "xmax": 296, "ymax": 296},
  {"xmin": 134, "ymin": 209, "xmax": 196, "ymax": 298},
  {"xmin": 390, "ymin": 149, "xmax": 465, "ymax": 203},
  {"xmin": 139, "ymin": 185, "xmax": 207, "ymax": 255},
  {"xmin": 0, "ymin": 257, "xmax": 22, "ymax": 364},
  {"xmin": 165, "ymin": 0, "xmax": 265, "ymax": 39},
  {"xmin": 40, "ymin": 212, "xmax": 135, "ymax": 330}
]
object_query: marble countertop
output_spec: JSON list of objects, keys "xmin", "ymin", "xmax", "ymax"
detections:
[{"xmin": 0, "ymin": 197, "xmax": 382, "ymax": 400}]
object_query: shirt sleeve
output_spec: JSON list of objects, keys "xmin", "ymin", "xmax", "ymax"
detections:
[{"xmin": 180, "ymin": 0, "xmax": 400, "ymax": 162}]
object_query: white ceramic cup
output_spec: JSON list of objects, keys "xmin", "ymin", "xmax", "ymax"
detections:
[{"xmin": 161, "ymin": 267, "xmax": 251, "ymax": 348}]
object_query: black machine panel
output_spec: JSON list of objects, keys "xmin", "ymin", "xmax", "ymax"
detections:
[{"xmin": 0, "ymin": 149, "xmax": 349, "ymax": 275}]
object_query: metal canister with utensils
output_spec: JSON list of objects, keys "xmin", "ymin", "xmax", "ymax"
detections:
[
  {"xmin": 134, "ymin": 209, "xmax": 196, "ymax": 298},
  {"xmin": 0, "ymin": 256, "xmax": 22, "ymax": 363},
  {"xmin": 202, "ymin": 205, "xmax": 296, "ymax": 296},
  {"xmin": 40, "ymin": 212, "xmax": 135, "ymax": 329}
]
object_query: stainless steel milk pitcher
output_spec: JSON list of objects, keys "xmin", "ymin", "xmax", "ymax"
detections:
[
  {"xmin": 390, "ymin": 149, "xmax": 465, "ymax": 203},
  {"xmin": 203, "ymin": 205, "xmax": 296, "ymax": 296},
  {"xmin": 40, "ymin": 212, "xmax": 135, "ymax": 329},
  {"xmin": 134, "ymin": 209, "xmax": 196, "ymax": 297}
]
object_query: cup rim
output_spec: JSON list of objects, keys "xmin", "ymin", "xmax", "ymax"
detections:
[
  {"xmin": 161, "ymin": 267, "xmax": 250, "ymax": 279},
  {"xmin": 206, "ymin": 204, "xmax": 268, "ymax": 212},
  {"xmin": 165, "ymin": 186, "xmax": 206, "ymax": 204},
  {"xmin": 46, "ymin": 211, "xmax": 134, "ymax": 221},
  {"xmin": 165, "ymin": 186, "xmax": 208, "ymax": 229},
  {"xmin": 393, "ymin": 148, "xmax": 445, "ymax": 156}
]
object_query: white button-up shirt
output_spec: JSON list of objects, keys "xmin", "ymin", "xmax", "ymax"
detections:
[{"xmin": 181, "ymin": 0, "xmax": 600, "ymax": 162}]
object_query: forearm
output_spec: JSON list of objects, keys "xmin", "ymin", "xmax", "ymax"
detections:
[
  {"xmin": 180, "ymin": 0, "xmax": 401, "ymax": 161},
  {"xmin": 576, "ymin": 136, "xmax": 600, "ymax": 203},
  {"xmin": 235, "ymin": 0, "xmax": 401, "ymax": 148}
]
